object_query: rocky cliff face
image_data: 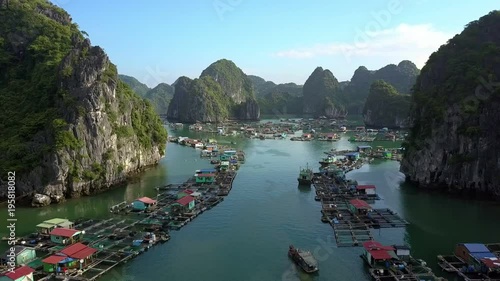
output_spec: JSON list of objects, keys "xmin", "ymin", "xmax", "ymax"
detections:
[
  {"xmin": 343, "ymin": 61, "xmax": 419, "ymax": 114},
  {"xmin": 303, "ymin": 67, "xmax": 346, "ymax": 118},
  {"xmin": 0, "ymin": 0, "xmax": 167, "ymax": 206},
  {"xmin": 167, "ymin": 59, "xmax": 260, "ymax": 122},
  {"xmin": 400, "ymin": 11, "xmax": 500, "ymax": 199},
  {"xmin": 362, "ymin": 80, "xmax": 410, "ymax": 128}
]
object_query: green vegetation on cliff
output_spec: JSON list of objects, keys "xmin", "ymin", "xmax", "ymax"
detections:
[
  {"xmin": 258, "ymin": 92, "xmax": 303, "ymax": 115},
  {"xmin": 144, "ymin": 83, "xmax": 174, "ymax": 115},
  {"xmin": 168, "ymin": 59, "xmax": 260, "ymax": 122},
  {"xmin": 343, "ymin": 61, "xmax": 419, "ymax": 114},
  {"xmin": 363, "ymin": 80, "xmax": 410, "ymax": 128},
  {"xmin": 118, "ymin": 74, "xmax": 150, "ymax": 96},
  {"xmin": 405, "ymin": 10, "xmax": 500, "ymax": 151},
  {"xmin": 0, "ymin": 0, "xmax": 167, "ymax": 175},
  {"xmin": 0, "ymin": 0, "xmax": 82, "ymax": 172},
  {"xmin": 303, "ymin": 67, "xmax": 346, "ymax": 117},
  {"xmin": 400, "ymin": 10, "xmax": 500, "ymax": 195}
]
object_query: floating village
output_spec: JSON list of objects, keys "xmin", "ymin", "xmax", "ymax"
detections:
[{"xmin": 1, "ymin": 120, "xmax": 499, "ymax": 281}]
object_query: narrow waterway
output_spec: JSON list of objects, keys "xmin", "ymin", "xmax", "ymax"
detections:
[{"xmin": 1, "ymin": 127, "xmax": 500, "ymax": 281}]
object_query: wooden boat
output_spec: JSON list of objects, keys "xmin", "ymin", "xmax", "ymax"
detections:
[
  {"xmin": 297, "ymin": 164, "xmax": 313, "ymax": 186},
  {"xmin": 288, "ymin": 245, "xmax": 318, "ymax": 273},
  {"xmin": 319, "ymin": 156, "xmax": 335, "ymax": 166}
]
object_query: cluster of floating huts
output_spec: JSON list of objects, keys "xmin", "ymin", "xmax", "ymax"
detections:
[{"xmin": 0, "ymin": 147, "xmax": 244, "ymax": 281}]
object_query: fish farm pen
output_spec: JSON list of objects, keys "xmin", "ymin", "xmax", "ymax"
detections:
[{"xmin": 0, "ymin": 147, "xmax": 244, "ymax": 281}]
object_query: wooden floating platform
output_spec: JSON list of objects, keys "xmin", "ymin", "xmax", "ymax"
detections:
[
  {"xmin": 313, "ymin": 173, "xmax": 408, "ymax": 247},
  {"xmin": 437, "ymin": 254, "xmax": 500, "ymax": 281},
  {"xmin": 4, "ymin": 159, "xmax": 242, "ymax": 281}
]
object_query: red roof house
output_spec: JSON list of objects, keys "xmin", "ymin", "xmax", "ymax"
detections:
[
  {"xmin": 177, "ymin": 195, "xmax": 195, "ymax": 206},
  {"xmin": 42, "ymin": 255, "xmax": 68, "ymax": 264},
  {"xmin": 136, "ymin": 197, "xmax": 157, "ymax": 204},
  {"xmin": 49, "ymin": 228, "xmax": 81, "ymax": 237},
  {"xmin": 3, "ymin": 266, "xmax": 34, "ymax": 280},
  {"xmin": 59, "ymin": 242, "xmax": 97, "ymax": 259}
]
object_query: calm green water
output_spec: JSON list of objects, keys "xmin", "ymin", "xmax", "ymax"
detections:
[{"xmin": 1, "ymin": 126, "xmax": 500, "ymax": 281}]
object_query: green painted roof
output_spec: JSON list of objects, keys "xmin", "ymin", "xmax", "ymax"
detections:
[{"xmin": 44, "ymin": 218, "xmax": 70, "ymax": 225}]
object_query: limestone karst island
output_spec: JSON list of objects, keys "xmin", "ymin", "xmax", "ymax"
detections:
[{"xmin": 0, "ymin": 1, "xmax": 499, "ymax": 280}]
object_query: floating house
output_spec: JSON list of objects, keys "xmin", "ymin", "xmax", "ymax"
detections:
[
  {"xmin": 356, "ymin": 185, "xmax": 376, "ymax": 196},
  {"xmin": 59, "ymin": 242, "xmax": 97, "ymax": 269},
  {"xmin": 348, "ymin": 199, "xmax": 372, "ymax": 215},
  {"xmin": 41, "ymin": 255, "xmax": 76, "ymax": 273},
  {"xmin": 0, "ymin": 265, "xmax": 35, "ymax": 281},
  {"xmin": 176, "ymin": 195, "xmax": 195, "ymax": 211},
  {"xmin": 362, "ymin": 241, "xmax": 397, "ymax": 267},
  {"xmin": 224, "ymin": 150, "xmax": 237, "ymax": 156},
  {"xmin": 302, "ymin": 133, "xmax": 312, "ymax": 139},
  {"xmin": 0, "ymin": 246, "xmax": 36, "ymax": 266},
  {"xmin": 132, "ymin": 197, "xmax": 157, "ymax": 211},
  {"xmin": 36, "ymin": 218, "xmax": 74, "ymax": 234},
  {"xmin": 195, "ymin": 173, "xmax": 215, "ymax": 184},
  {"xmin": 49, "ymin": 228, "xmax": 83, "ymax": 245},
  {"xmin": 220, "ymin": 161, "xmax": 230, "ymax": 171},
  {"xmin": 219, "ymin": 154, "xmax": 231, "ymax": 161},
  {"xmin": 345, "ymin": 152, "xmax": 360, "ymax": 161},
  {"xmin": 357, "ymin": 145, "xmax": 372, "ymax": 153},
  {"xmin": 455, "ymin": 243, "xmax": 497, "ymax": 265}
]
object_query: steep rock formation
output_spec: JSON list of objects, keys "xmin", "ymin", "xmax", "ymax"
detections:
[
  {"xmin": 362, "ymin": 80, "xmax": 410, "ymax": 128},
  {"xmin": 343, "ymin": 61, "xmax": 419, "ymax": 114},
  {"xmin": 0, "ymin": 0, "xmax": 168, "ymax": 206},
  {"xmin": 167, "ymin": 59, "xmax": 260, "ymax": 122},
  {"xmin": 303, "ymin": 67, "xmax": 346, "ymax": 118},
  {"xmin": 167, "ymin": 76, "xmax": 231, "ymax": 123},
  {"xmin": 249, "ymin": 75, "xmax": 302, "ymax": 97},
  {"xmin": 144, "ymin": 83, "xmax": 174, "ymax": 115},
  {"xmin": 249, "ymin": 75, "xmax": 303, "ymax": 115},
  {"xmin": 400, "ymin": 11, "xmax": 500, "ymax": 198},
  {"xmin": 118, "ymin": 74, "xmax": 150, "ymax": 96}
]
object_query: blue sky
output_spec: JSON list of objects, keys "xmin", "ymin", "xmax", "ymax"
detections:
[{"xmin": 54, "ymin": 0, "xmax": 498, "ymax": 87}]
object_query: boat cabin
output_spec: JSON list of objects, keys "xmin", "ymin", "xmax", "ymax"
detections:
[
  {"xmin": 195, "ymin": 173, "xmax": 215, "ymax": 184},
  {"xmin": 362, "ymin": 241, "xmax": 397, "ymax": 268},
  {"xmin": 356, "ymin": 185, "xmax": 376, "ymax": 196},
  {"xmin": 49, "ymin": 228, "xmax": 83, "ymax": 245},
  {"xmin": 0, "ymin": 265, "xmax": 35, "ymax": 281},
  {"xmin": 132, "ymin": 197, "xmax": 157, "ymax": 211},
  {"xmin": 224, "ymin": 150, "xmax": 237, "ymax": 156},
  {"xmin": 0, "ymin": 246, "xmax": 36, "ymax": 267},
  {"xmin": 302, "ymin": 133, "xmax": 312, "ymax": 139},
  {"xmin": 176, "ymin": 195, "xmax": 195, "ymax": 211},
  {"xmin": 355, "ymin": 126, "xmax": 366, "ymax": 132},
  {"xmin": 348, "ymin": 199, "xmax": 372, "ymax": 215},
  {"xmin": 357, "ymin": 145, "xmax": 372, "ymax": 153},
  {"xmin": 345, "ymin": 152, "xmax": 360, "ymax": 161},
  {"xmin": 36, "ymin": 218, "xmax": 74, "ymax": 234},
  {"xmin": 59, "ymin": 242, "xmax": 97, "ymax": 269}
]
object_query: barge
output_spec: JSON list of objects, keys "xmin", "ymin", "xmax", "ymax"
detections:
[{"xmin": 288, "ymin": 245, "xmax": 319, "ymax": 273}]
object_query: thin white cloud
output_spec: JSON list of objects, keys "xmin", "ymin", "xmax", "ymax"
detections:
[{"xmin": 273, "ymin": 23, "xmax": 453, "ymax": 69}]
